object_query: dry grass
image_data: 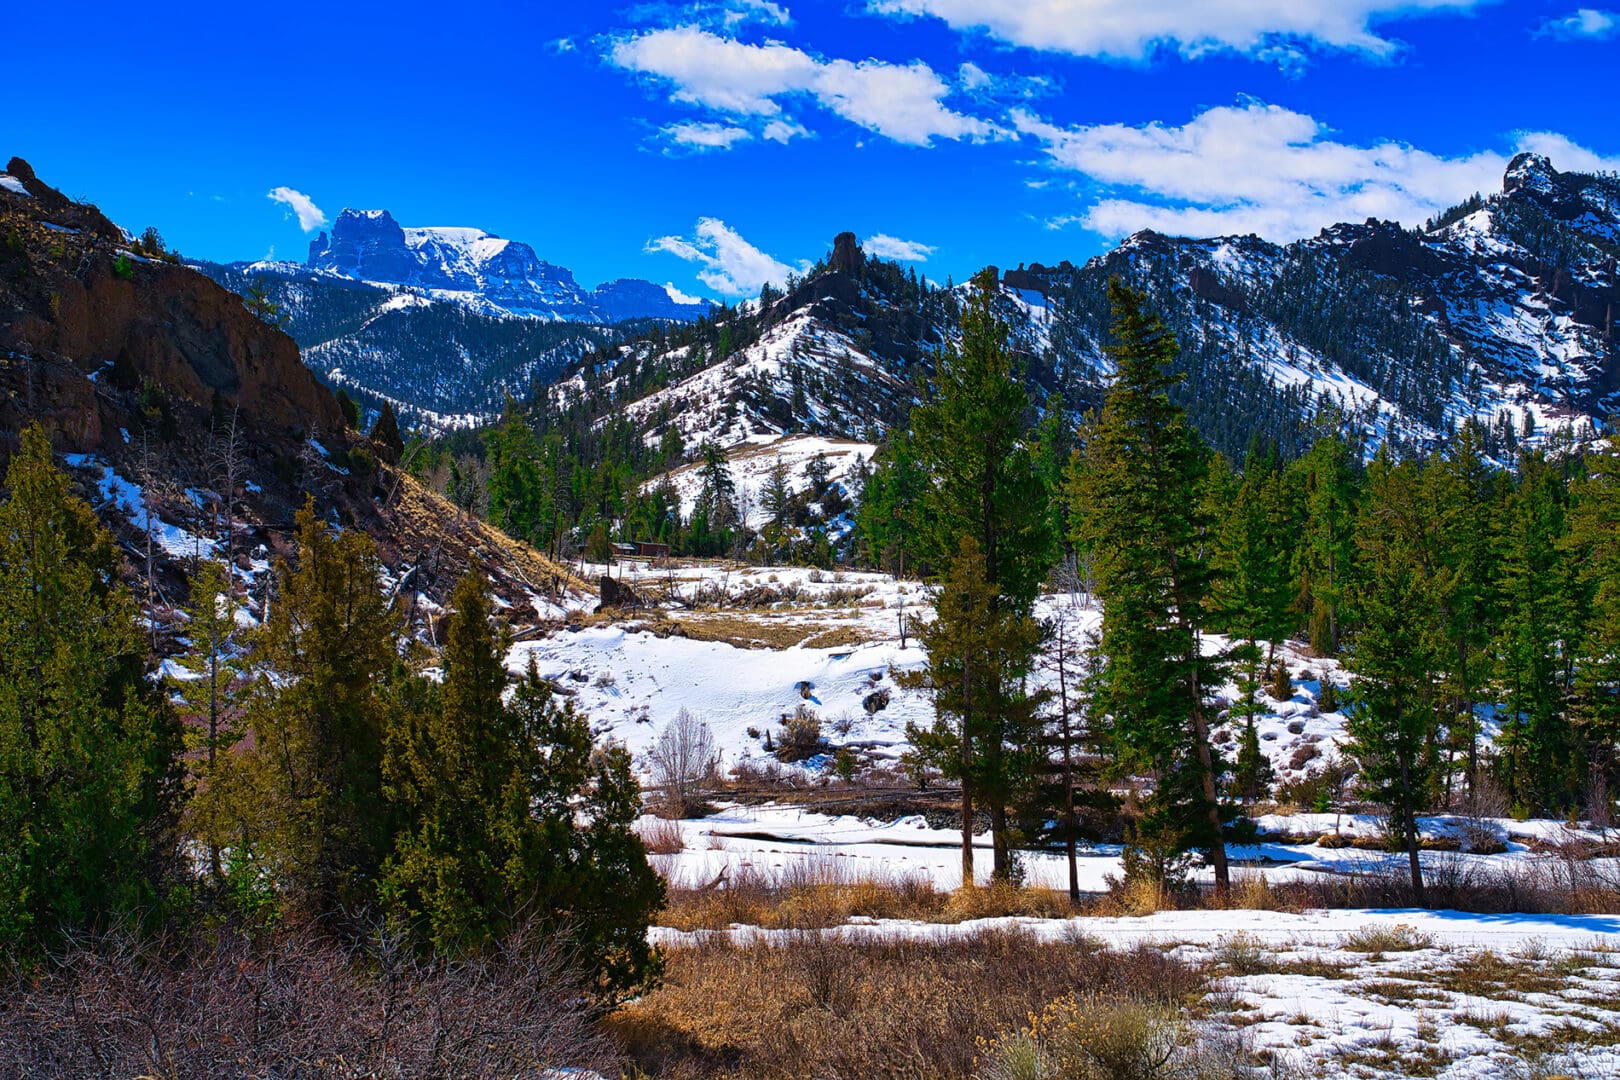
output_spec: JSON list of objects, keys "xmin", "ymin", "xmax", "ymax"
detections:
[
  {"xmin": 800, "ymin": 625, "xmax": 874, "ymax": 649},
  {"xmin": 1341, "ymin": 923, "xmax": 1436, "ymax": 955},
  {"xmin": 1265, "ymin": 857, "xmax": 1620, "ymax": 916},
  {"xmin": 658, "ymin": 862, "xmax": 1081, "ymax": 931},
  {"xmin": 669, "ymin": 613, "xmax": 826, "ymax": 650},
  {"xmin": 610, "ymin": 931, "xmax": 1205, "ymax": 1079},
  {"xmin": 638, "ymin": 818, "xmax": 686, "ymax": 855}
]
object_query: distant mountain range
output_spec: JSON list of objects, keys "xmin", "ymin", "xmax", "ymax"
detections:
[
  {"xmin": 191, "ymin": 153, "xmax": 1616, "ymax": 452},
  {"xmin": 192, "ymin": 208, "xmax": 715, "ymax": 427},
  {"xmin": 547, "ymin": 153, "xmax": 1617, "ymax": 463},
  {"xmin": 304, "ymin": 208, "xmax": 711, "ymax": 323}
]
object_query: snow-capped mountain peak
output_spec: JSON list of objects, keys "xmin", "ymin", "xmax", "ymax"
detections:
[{"xmin": 303, "ymin": 207, "xmax": 712, "ymax": 324}]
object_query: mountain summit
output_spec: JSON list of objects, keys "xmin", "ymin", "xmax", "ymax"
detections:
[{"xmin": 305, "ymin": 208, "xmax": 710, "ymax": 323}]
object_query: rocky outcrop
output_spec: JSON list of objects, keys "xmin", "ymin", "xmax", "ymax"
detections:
[
  {"xmin": 309, "ymin": 209, "xmax": 419, "ymax": 283},
  {"xmin": 1, "ymin": 160, "xmax": 343, "ymax": 448}
]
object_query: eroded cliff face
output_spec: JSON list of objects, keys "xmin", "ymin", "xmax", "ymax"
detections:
[
  {"xmin": 0, "ymin": 158, "xmax": 578, "ymax": 630},
  {"xmin": 1, "ymin": 156, "xmax": 343, "ymax": 449}
]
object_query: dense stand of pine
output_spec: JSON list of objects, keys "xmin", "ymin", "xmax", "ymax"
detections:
[{"xmin": 0, "ymin": 428, "xmax": 662, "ymax": 996}]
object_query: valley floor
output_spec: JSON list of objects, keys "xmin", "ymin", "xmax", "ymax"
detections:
[{"xmin": 519, "ymin": 560, "xmax": 1620, "ymax": 1078}]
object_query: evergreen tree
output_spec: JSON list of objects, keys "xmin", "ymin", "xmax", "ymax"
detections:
[
  {"xmin": 1492, "ymin": 452, "xmax": 1577, "ymax": 812},
  {"xmin": 856, "ymin": 430, "xmax": 927, "ymax": 576},
  {"xmin": 1344, "ymin": 452, "xmax": 1444, "ymax": 898},
  {"xmin": 908, "ymin": 268, "xmax": 1056, "ymax": 881},
  {"xmin": 899, "ymin": 537, "xmax": 1046, "ymax": 886},
  {"xmin": 1424, "ymin": 422, "xmax": 1499, "ymax": 795},
  {"xmin": 1568, "ymin": 434, "xmax": 1620, "ymax": 819},
  {"xmin": 221, "ymin": 501, "xmax": 400, "ymax": 930},
  {"xmin": 1292, "ymin": 432, "xmax": 1360, "ymax": 654},
  {"xmin": 695, "ymin": 443, "xmax": 737, "ymax": 554},
  {"xmin": 1232, "ymin": 718, "xmax": 1274, "ymax": 807},
  {"xmin": 172, "ymin": 558, "xmax": 247, "ymax": 880},
  {"xmin": 763, "ymin": 460, "xmax": 793, "ymax": 527},
  {"xmin": 381, "ymin": 569, "xmax": 662, "ymax": 996},
  {"xmin": 0, "ymin": 425, "xmax": 182, "ymax": 948},
  {"xmin": 335, "ymin": 388, "xmax": 360, "ymax": 429},
  {"xmin": 1069, "ymin": 280, "xmax": 1230, "ymax": 893},
  {"xmin": 370, "ymin": 401, "xmax": 404, "ymax": 464}
]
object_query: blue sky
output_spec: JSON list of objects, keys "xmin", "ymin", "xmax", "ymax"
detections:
[{"xmin": 4, "ymin": 1, "xmax": 1617, "ymax": 300}]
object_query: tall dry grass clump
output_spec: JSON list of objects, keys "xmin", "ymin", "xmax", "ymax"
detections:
[{"xmin": 610, "ymin": 930, "xmax": 1205, "ymax": 1080}]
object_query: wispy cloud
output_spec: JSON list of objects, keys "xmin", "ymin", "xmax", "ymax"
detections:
[
  {"xmin": 864, "ymin": 233, "xmax": 936, "ymax": 261},
  {"xmin": 648, "ymin": 217, "xmax": 809, "ymax": 296},
  {"xmin": 1014, "ymin": 99, "xmax": 1620, "ymax": 241},
  {"xmin": 626, "ymin": 0, "xmax": 793, "ymax": 32},
  {"xmin": 608, "ymin": 26, "xmax": 1001, "ymax": 146},
  {"xmin": 1534, "ymin": 8, "xmax": 1619, "ymax": 39},
  {"xmin": 868, "ymin": 0, "xmax": 1488, "ymax": 64},
  {"xmin": 663, "ymin": 120, "xmax": 755, "ymax": 151},
  {"xmin": 267, "ymin": 186, "xmax": 328, "ymax": 232}
]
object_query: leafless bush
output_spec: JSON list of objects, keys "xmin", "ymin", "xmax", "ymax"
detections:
[
  {"xmin": 638, "ymin": 817, "xmax": 686, "ymax": 854},
  {"xmin": 0, "ymin": 923, "xmax": 617, "ymax": 1079},
  {"xmin": 1271, "ymin": 857, "xmax": 1620, "ymax": 915},
  {"xmin": 647, "ymin": 708, "xmax": 718, "ymax": 818}
]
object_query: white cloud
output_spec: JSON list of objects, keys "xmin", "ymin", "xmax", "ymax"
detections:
[
  {"xmin": 648, "ymin": 217, "xmax": 811, "ymax": 296},
  {"xmin": 762, "ymin": 118, "xmax": 810, "ymax": 143},
  {"xmin": 267, "ymin": 186, "xmax": 327, "ymax": 232},
  {"xmin": 664, "ymin": 120, "xmax": 755, "ymax": 150},
  {"xmin": 864, "ymin": 233, "xmax": 936, "ymax": 261},
  {"xmin": 607, "ymin": 26, "xmax": 998, "ymax": 146},
  {"xmin": 1015, "ymin": 100, "xmax": 1620, "ymax": 241},
  {"xmin": 664, "ymin": 281, "xmax": 705, "ymax": 305},
  {"xmin": 956, "ymin": 61, "xmax": 1054, "ymax": 102},
  {"xmin": 868, "ymin": 0, "xmax": 1486, "ymax": 62},
  {"xmin": 627, "ymin": 0, "xmax": 793, "ymax": 31},
  {"xmin": 1535, "ymin": 8, "xmax": 1619, "ymax": 39},
  {"xmin": 724, "ymin": 0, "xmax": 791, "ymax": 27}
]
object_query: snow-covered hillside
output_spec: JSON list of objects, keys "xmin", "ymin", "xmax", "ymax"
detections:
[
  {"xmin": 641, "ymin": 434, "xmax": 874, "ymax": 524},
  {"xmin": 508, "ymin": 563, "xmax": 1351, "ymax": 794}
]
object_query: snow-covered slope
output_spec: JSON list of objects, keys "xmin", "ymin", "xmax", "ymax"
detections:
[
  {"xmin": 510, "ymin": 563, "xmax": 1351, "ymax": 793},
  {"xmin": 643, "ymin": 434, "xmax": 875, "ymax": 524}
]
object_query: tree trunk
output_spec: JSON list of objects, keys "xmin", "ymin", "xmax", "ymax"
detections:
[
  {"xmin": 960, "ymin": 660, "xmax": 974, "ymax": 889},
  {"xmin": 1058, "ymin": 643, "xmax": 1079, "ymax": 902},
  {"xmin": 1189, "ymin": 644, "xmax": 1230, "ymax": 895},
  {"xmin": 1399, "ymin": 745, "xmax": 1426, "ymax": 902},
  {"xmin": 990, "ymin": 802, "xmax": 1010, "ymax": 882}
]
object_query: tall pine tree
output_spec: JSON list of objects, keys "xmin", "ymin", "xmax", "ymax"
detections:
[
  {"xmin": 1070, "ymin": 280, "xmax": 1230, "ymax": 893},
  {"xmin": 1344, "ymin": 451, "xmax": 1444, "ymax": 898},
  {"xmin": 908, "ymin": 268, "xmax": 1055, "ymax": 882},
  {"xmin": 221, "ymin": 501, "xmax": 400, "ymax": 931},
  {"xmin": 0, "ymin": 425, "xmax": 182, "ymax": 949}
]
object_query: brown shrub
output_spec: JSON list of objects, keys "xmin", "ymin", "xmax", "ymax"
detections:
[
  {"xmin": 0, "ymin": 923, "xmax": 616, "ymax": 1079},
  {"xmin": 610, "ymin": 931, "xmax": 1204, "ymax": 1079},
  {"xmin": 639, "ymin": 817, "xmax": 686, "ymax": 854}
]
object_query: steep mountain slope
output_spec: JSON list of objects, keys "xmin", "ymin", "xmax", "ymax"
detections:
[
  {"xmin": 0, "ymin": 157, "xmax": 582, "ymax": 634},
  {"xmin": 549, "ymin": 155, "xmax": 1616, "ymax": 466},
  {"xmin": 196, "ymin": 259, "xmax": 607, "ymax": 428},
  {"xmin": 546, "ymin": 233, "xmax": 962, "ymax": 448},
  {"xmin": 1034, "ymin": 152, "xmax": 1618, "ymax": 456}
]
